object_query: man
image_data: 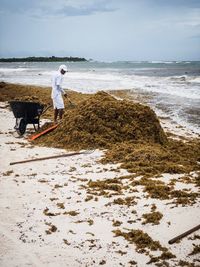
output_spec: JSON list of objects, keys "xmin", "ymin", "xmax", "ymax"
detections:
[{"xmin": 51, "ymin": 64, "xmax": 68, "ymax": 123}]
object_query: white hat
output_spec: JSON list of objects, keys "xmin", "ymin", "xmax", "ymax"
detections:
[{"xmin": 59, "ymin": 64, "xmax": 67, "ymax": 72}]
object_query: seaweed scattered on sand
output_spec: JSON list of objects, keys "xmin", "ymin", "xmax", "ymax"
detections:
[
  {"xmin": 45, "ymin": 222, "xmax": 57, "ymax": 234},
  {"xmin": 188, "ymin": 234, "xmax": 200, "ymax": 240},
  {"xmin": 113, "ymin": 229, "xmax": 175, "ymax": 265},
  {"xmin": 188, "ymin": 244, "xmax": 200, "ymax": 256},
  {"xmin": 3, "ymin": 170, "xmax": 13, "ymax": 176},
  {"xmin": 63, "ymin": 239, "xmax": 71, "ymax": 245},
  {"xmin": 54, "ymin": 184, "xmax": 63, "ymax": 188},
  {"xmin": 87, "ymin": 219, "xmax": 94, "ymax": 226},
  {"xmin": 129, "ymin": 260, "xmax": 137, "ymax": 265},
  {"xmin": 99, "ymin": 260, "xmax": 106, "ymax": 265},
  {"xmin": 107, "ymin": 196, "xmax": 137, "ymax": 207},
  {"xmin": 169, "ymin": 189, "xmax": 199, "ymax": 206},
  {"xmin": 43, "ymin": 208, "xmax": 60, "ymax": 216},
  {"xmin": 88, "ymin": 179, "xmax": 122, "ymax": 193},
  {"xmin": 151, "ymin": 204, "xmax": 157, "ymax": 212},
  {"xmin": 178, "ymin": 260, "xmax": 196, "ymax": 267},
  {"xmin": 50, "ymin": 197, "xmax": 59, "ymax": 201},
  {"xmin": 113, "ymin": 229, "xmax": 165, "ymax": 252},
  {"xmin": 86, "ymin": 232, "xmax": 95, "ymax": 236},
  {"xmin": 113, "ymin": 220, "xmax": 122, "ymax": 227},
  {"xmin": 125, "ymin": 176, "xmax": 199, "ymax": 205},
  {"xmin": 63, "ymin": 210, "xmax": 79, "ymax": 216},
  {"xmin": 86, "ymin": 174, "xmax": 199, "ymax": 204},
  {"xmin": 74, "ymin": 219, "xmax": 94, "ymax": 225},
  {"xmin": 141, "ymin": 179, "xmax": 171, "ymax": 200},
  {"xmin": 115, "ymin": 250, "xmax": 127, "ymax": 255},
  {"xmin": 38, "ymin": 179, "xmax": 48, "ymax": 183},
  {"xmin": 147, "ymin": 251, "xmax": 176, "ymax": 264},
  {"xmin": 102, "ymin": 139, "xmax": 200, "ymax": 177},
  {"xmin": 142, "ymin": 211, "xmax": 163, "ymax": 225},
  {"xmin": 85, "ymin": 195, "xmax": 93, "ymax": 202},
  {"xmin": 57, "ymin": 202, "xmax": 65, "ymax": 209}
]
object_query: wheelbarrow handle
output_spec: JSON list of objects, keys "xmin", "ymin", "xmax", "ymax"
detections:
[{"xmin": 42, "ymin": 104, "xmax": 53, "ymax": 115}]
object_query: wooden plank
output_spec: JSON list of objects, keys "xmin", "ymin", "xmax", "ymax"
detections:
[
  {"xmin": 10, "ymin": 151, "xmax": 87, "ymax": 165},
  {"xmin": 29, "ymin": 124, "xmax": 58, "ymax": 141},
  {"xmin": 168, "ymin": 224, "xmax": 200, "ymax": 244}
]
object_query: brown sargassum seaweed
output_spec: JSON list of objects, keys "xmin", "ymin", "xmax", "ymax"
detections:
[
  {"xmin": 142, "ymin": 211, "xmax": 163, "ymax": 225},
  {"xmin": 35, "ymin": 91, "xmax": 200, "ymax": 207},
  {"xmin": 102, "ymin": 140, "xmax": 200, "ymax": 176},
  {"xmin": 34, "ymin": 91, "xmax": 200, "ymax": 179},
  {"xmin": 2, "ymin": 82, "xmax": 199, "ymax": 181},
  {"xmin": 36, "ymin": 91, "xmax": 167, "ymax": 149}
]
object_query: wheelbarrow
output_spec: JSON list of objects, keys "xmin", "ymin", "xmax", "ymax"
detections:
[{"xmin": 9, "ymin": 101, "xmax": 45, "ymax": 135}]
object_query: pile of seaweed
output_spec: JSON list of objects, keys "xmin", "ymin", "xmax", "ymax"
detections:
[
  {"xmin": 35, "ymin": 91, "xmax": 200, "ymax": 177},
  {"xmin": 36, "ymin": 91, "xmax": 167, "ymax": 149}
]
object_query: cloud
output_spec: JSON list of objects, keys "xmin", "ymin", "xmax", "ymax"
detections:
[
  {"xmin": 190, "ymin": 34, "xmax": 200, "ymax": 39},
  {"xmin": 0, "ymin": 0, "xmax": 38, "ymax": 13},
  {"xmin": 55, "ymin": 3, "xmax": 116, "ymax": 17},
  {"xmin": 146, "ymin": 0, "xmax": 200, "ymax": 8},
  {"xmin": 172, "ymin": 0, "xmax": 200, "ymax": 8},
  {"xmin": 0, "ymin": 0, "xmax": 116, "ymax": 17}
]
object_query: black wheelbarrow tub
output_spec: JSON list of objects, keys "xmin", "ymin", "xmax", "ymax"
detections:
[
  {"xmin": 9, "ymin": 101, "xmax": 44, "ymax": 123},
  {"xmin": 9, "ymin": 101, "xmax": 45, "ymax": 135}
]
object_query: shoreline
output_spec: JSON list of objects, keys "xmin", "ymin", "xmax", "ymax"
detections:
[{"xmin": 0, "ymin": 83, "xmax": 200, "ymax": 267}]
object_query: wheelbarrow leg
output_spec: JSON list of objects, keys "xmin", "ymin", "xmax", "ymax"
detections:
[
  {"xmin": 33, "ymin": 116, "xmax": 40, "ymax": 131},
  {"xmin": 15, "ymin": 118, "xmax": 27, "ymax": 136},
  {"xmin": 33, "ymin": 123, "xmax": 40, "ymax": 131},
  {"xmin": 14, "ymin": 118, "xmax": 19, "ymax": 130}
]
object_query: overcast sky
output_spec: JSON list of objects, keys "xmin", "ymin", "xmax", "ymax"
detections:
[{"xmin": 0, "ymin": 0, "xmax": 200, "ymax": 61}]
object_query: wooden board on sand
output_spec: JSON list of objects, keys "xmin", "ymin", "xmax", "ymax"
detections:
[{"xmin": 29, "ymin": 124, "xmax": 58, "ymax": 141}]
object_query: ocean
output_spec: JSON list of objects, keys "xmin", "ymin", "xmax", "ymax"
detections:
[{"xmin": 0, "ymin": 61, "xmax": 200, "ymax": 134}]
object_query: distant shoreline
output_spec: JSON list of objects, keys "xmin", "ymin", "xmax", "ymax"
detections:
[{"xmin": 0, "ymin": 56, "xmax": 87, "ymax": 62}]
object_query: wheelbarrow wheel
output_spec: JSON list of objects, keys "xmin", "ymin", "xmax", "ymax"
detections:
[
  {"xmin": 16, "ymin": 118, "xmax": 27, "ymax": 136},
  {"xmin": 33, "ymin": 122, "xmax": 40, "ymax": 132}
]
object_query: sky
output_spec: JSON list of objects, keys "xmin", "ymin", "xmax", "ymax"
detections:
[{"xmin": 0, "ymin": 0, "xmax": 200, "ymax": 61}]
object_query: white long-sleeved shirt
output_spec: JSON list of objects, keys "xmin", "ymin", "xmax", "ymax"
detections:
[{"xmin": 51, "ymin": 71, "xmax": 65, "ymax": 98}]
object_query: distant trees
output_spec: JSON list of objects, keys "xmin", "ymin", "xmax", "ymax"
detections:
[{"xmin": 0, "ymin": 56, "xmax": 87, "ymax": 62}]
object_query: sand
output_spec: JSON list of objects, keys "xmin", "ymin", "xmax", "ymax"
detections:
[{"xmin": 0, "ymin": 101, "xmax": 200, "ymax": 267}]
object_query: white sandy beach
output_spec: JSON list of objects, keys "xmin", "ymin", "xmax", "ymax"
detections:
[{"xmin": 0, "ymin": 102, "xmax": 200, "ymax": 267}]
